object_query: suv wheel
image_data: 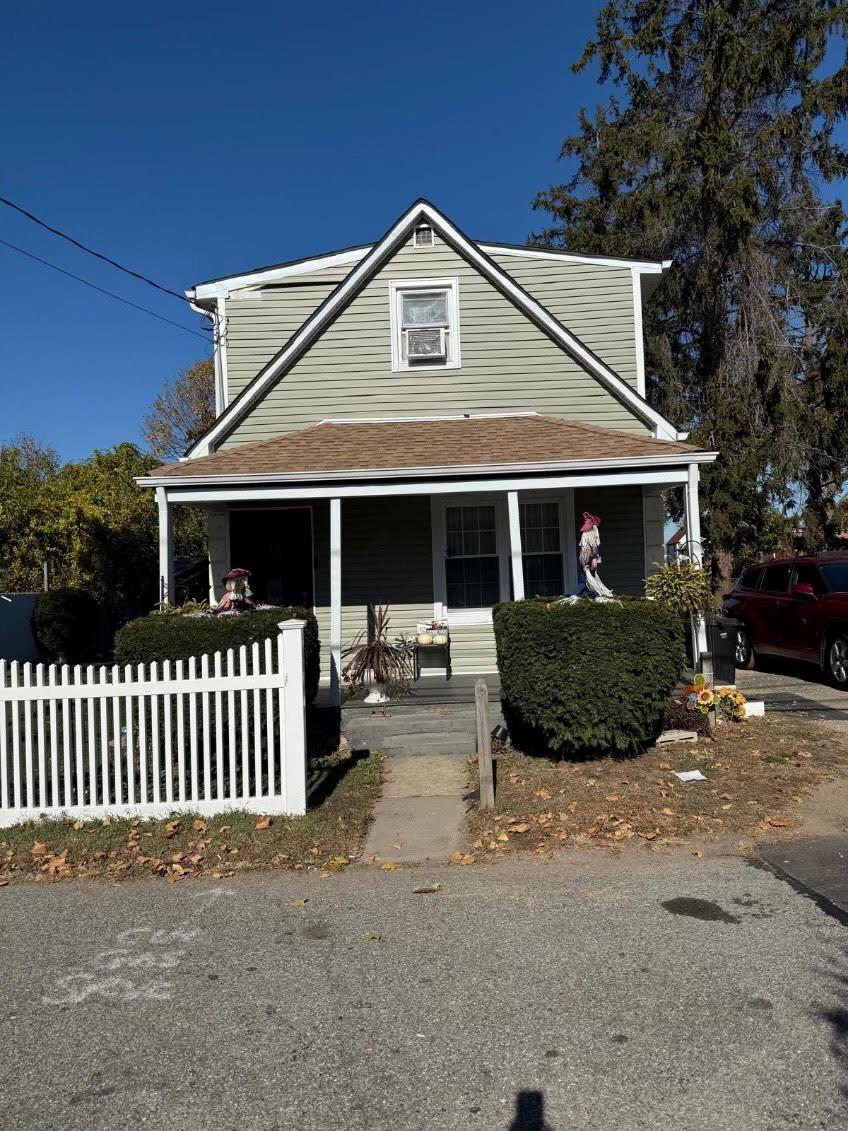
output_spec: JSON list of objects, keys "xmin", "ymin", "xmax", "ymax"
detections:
[
  {"xmin": 827, "ymin": 632, "xmax": 848, "ymax": 689},
  {"xmin": 735, "ymin": 625, "xmax": 755, "ymax": 670}
]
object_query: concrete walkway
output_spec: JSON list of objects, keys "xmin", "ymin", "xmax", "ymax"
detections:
[{"xmin": 363, "ymin": 754, "xmax": 469, "ymax": 863}]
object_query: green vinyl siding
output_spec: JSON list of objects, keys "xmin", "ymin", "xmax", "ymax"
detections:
[
  {"xmin": 221, "ymin": 235, "xmax": 650, "ymax": 448},
  {"xmin": 488, "ymin": 254, "xmax": 638, "ymax": 388}
]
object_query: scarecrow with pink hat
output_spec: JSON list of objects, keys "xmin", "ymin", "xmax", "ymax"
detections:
[
  {"xmin": 571, "ymin": 511, "xmax": 614, "ymax": 600},
  {"xmin": 214, "ymin": 567, "xmax": 256, "ymax": 614}
]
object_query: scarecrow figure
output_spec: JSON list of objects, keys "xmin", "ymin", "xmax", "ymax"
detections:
[
  {"xmin": 214, "ymin": 567, "xmax": 255, "ymax": 614},
  {"xmin": 554, "ymin": 512, "xmax": 614, "ymax": 604}
]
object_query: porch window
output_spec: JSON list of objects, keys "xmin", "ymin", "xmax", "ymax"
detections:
[
  {"xmin": 445, "ymin": 504, "xmax": 499, "ymax": 608},
  {"xmin": 520, "ymin": 501, "xmax": 564, "ymax": 598}
]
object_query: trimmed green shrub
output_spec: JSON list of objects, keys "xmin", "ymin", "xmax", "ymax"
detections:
[
  {"xmin": 493, "ymin": 598, "xmax": 685, "ymax": 757},
  {"xmin": 114, "ymin": 606, "xmax": 320, "ymax": 704},
  {"xmin": 32, "ymin": 588, "xmax": 100, "ymax": 663}
]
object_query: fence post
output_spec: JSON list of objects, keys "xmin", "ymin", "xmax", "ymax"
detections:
[
  {"xmin": 475, "ymin": 679, "xmax": 495, "ymax": 809},
  {"xmin": 278, "ymin": 620, "xmax": 307, "ymax": 816}
]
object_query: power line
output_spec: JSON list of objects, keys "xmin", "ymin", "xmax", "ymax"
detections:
[
  {"xmin": 0, "ymin": 193, "xmax": 189, "ymax": 303},
  {"xmin": 0, "ymin": 237, "xmax": 211, "ymax": 341}
]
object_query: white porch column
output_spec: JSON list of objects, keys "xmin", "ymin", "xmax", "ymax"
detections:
[
  {"xmin": 156, "ymin": 487, "xmax": 175, "ymax": 607},
  {"xmin": 329, "ymin": 496, "xmax": 342, "ymax": 706},
  {"xmin": 683, "ymin": 463, "xmax": 709, "ymax": 661},
  {"xmin": 506, "ymin": 490, "xmax": 525, "ymax": 601}
]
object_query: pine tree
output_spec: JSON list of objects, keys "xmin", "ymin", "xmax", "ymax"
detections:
[{"xmin": 534, "ymin": 0, "xmax": 848, "ymax": 573}]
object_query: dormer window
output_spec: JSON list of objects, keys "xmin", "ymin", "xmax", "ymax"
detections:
[{"xmin": 390, "ymin": 278, "xmax": 460, "ymax": 371}]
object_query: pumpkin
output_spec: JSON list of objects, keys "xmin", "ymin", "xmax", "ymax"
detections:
[
  {"xmin": 432, "ymin": 633, "xmax": 448, "ymax": 645},
  {"xmin": 417, "ymin": 632, "xmax": 434, "ymax": 645}
]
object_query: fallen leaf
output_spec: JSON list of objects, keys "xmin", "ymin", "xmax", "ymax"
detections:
[
  {"xmin": 534, "ymin": 788, "xmax": 552, "ymax": 800},
  {"xmin": 366, "ymin": 931, "xmax": 382, "ymax": 941},
  {"xmin": 380, "ymin": 862, "xmax": 400, "ymax": 871},
  {"xmin": 392, "ymin": 842, "xmax": 404, "ymax": 849},
  {"xmin": 293, "ymin": 897, "xmax": 308, "ymax": 908},
  {"xmin": 658, "ymin": 761, "xmax": 672, "ymax": 771},
  {"xmin": 255, "ymin": 815, "xmax": 273, "ymax": 830},
  {"xmin": 72, "ymin": 819, "xmax": 86, "ymax": 830},
  {"xmin": 693, "ymin": 850, "xmax": 704, "ymax": 858},
  {"xmin": 30, "ymin": 841, "xmax": 48, "ymax": 858},
  {"xmin": 192, "ymin": 819, "xmax": 208, "ymax": 832},
  {"xmin": 660, "ymin": 807, "xmax": 675, "ymax": 817},
  {"xmin": 567, "ymin": 802, "xmax": 578, "ymax": 813},
  {"xmin": 509, "ymin": 823, "xmax": 530, "ymax": 834},
  {"xmin": 413, "ymin": 883, "xmax": 441, "ymax": 894},
  {"xmin": 638, "ymin": 831, "xmax": 658, "ymax": 840},
  {"xmin": 605, "ymin": 795, "xmax": 620, "ymax": 802},
  {"xmin": 163, "ymin": 820, "xmax": 180, "ymax": 839},
  {"xmin": 797, "ymin": 751, "xmax": 813, "ymax": 760},
  {"xmin": 496, "ymin": 831, "xmax": 510, "ymax": 842},
  {"xmin": 766, "ymin": 816, "xmax": 791, "ymax": 828},
  {"xmin": 101, "ymin": 816, "xmax": 112, "ymax": 827}
]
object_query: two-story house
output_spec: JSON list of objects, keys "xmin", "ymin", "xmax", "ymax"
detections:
[{"xmin": 140, "ymin": 200, "xmax": 716, "ymax": 701}]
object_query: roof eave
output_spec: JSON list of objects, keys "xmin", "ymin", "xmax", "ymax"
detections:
[{"xmin": 137, "ymin": 449, "xmax": 717, "ymax": 491}]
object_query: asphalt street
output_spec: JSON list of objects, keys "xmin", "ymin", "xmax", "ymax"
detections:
[{"xmin": 1, "ymin": 852, "xmax": 847, "ymax": 1131}]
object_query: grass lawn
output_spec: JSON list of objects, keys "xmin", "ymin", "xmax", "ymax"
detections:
[
  {"xmin": 467, "ymin": 717, "xmax": 848, "ymax": 858},
  {"xmin": 0, "ymin": 750, "xmax": 382, "ymax": 884}
]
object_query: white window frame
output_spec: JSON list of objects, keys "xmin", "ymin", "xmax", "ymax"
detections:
[
  {"xmin": 389, "ymin": 277, "xmax": 461, "ymax": 372},
  {"xmin": 430, "ymin": 490, "xmax": 577, "ymax": 625}
]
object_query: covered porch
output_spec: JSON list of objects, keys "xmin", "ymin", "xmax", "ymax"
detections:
[{"xmin": 141, "ymin": 414, "xmax": 715, "ymax": 704}]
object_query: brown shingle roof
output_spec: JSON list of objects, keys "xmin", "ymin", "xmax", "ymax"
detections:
[{"xmin": 150, "ymin": 414, "xmax": 706, "ymax": 481}]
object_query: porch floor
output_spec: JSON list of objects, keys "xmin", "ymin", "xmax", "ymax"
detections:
[{"xmin": 317, "ymin": 673, "xmax": 501, "ymax": 711}]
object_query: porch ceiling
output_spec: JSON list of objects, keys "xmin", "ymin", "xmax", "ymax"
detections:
[{"xmin": 143, "ymin": 413, "xmax": 713, "ymax": 486}]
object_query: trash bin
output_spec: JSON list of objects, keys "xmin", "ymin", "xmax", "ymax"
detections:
[{"xmin": 706, "ymin": 616, "xmax": 739, "ymax": 684}]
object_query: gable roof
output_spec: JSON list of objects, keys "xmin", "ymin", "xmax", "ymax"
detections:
[
  {"xmin": 146, "ymin": 413, "xmax": 712, "ymax": 486},
  {"xmin": 188, "ymin": 200, "xmax": 681, "ymax": 457}
]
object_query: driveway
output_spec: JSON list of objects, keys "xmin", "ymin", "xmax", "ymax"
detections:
[
  {"xmin": 1, "ymin": 854, "xmax": 847, "ymax": 1131},
  {"xmin": 736, "ymin": 662, "xmax": 848, "ymax": 728}
]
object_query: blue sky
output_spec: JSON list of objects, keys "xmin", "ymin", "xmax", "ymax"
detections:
[{"xmin": 1, "ymin": 1, "xmax": 605, "ymax": 461}]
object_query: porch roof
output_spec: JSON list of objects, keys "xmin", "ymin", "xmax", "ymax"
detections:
[{"xmin": 144, "ymin": 413, "xmax": 713, "ymax": 486}]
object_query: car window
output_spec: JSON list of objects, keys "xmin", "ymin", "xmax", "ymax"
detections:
[
  {"xmin": 761, "ymin": 564, "xmax": 792, "ymax": 593},
  {"xmin": 819, "ymin": 563, "xmax": 848, "ymax": 593},
  {"xmin": 792, "ymin": 564, "xmax": 824, "ymax": 594},
  {"xmin": 739, "ymin": 567, "xmax": 763, "ymax": 590}
]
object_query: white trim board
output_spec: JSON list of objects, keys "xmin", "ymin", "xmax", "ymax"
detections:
[
  {"xmin": 161, "ymin": 466, "xmax": 692, "ymax": 505},
  {"xmin": 187, "ymin": 200, "xmax": 682, "ymax": 457},
  {"xmin": 189, "ymin": 243, "xmax": 670, "ymax": 301}
]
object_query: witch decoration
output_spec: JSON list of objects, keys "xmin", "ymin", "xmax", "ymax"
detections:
[
  {"xmin": 556, "ymin": 511, "xmax": 614, "ymax": 603},
  {"xmin": 214, "ymin": 567, "xmax": 256, "ymax": 615}
]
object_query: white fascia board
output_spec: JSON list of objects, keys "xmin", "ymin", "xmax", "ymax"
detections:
[
  {"xmin": 481, "ymin": 245, "xmax": 666, "ymax": 272},
  {"xmin": 160, "ymin": 467, "xmax": 692, "ymax": 505},
  {"xmin": 190, "ymin": 200, "xmax": 682, "ymax": 457},
  {"xmin": 136, "ymin": 450, "xmax": 717, "ymax": 491},
  {"xmin": 189, "ymin": 247, "xmax": 370, "ymax": 301}
]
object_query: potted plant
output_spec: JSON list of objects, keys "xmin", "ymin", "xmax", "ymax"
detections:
[
  {"xmin": 342, "ymin": 604, "xmax": 412, "ymax": 703},
  {"xmin": 644, "ymin": 559, "xmax": 715, "ymax": 665}
]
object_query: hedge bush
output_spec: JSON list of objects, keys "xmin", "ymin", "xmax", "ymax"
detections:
[
  {"xmin": 32, "ymin": 588, "xmax": 101, "ymax": 663},
  {"xmin": 493, "ymin": 598, "xmax": 685, "ymax": 758},
  {"xmin": 114, "ymin": 606, "xmax": 321, "ymax": 704}
]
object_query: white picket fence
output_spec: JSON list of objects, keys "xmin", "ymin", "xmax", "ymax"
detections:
[{"xmin": 0, "ymin": 619, "xmax": 308, "ymax": 826}]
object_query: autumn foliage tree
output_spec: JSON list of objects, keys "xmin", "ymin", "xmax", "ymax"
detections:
[{"xmin": 143, "ymin": 356, "xmax": 216, "ymax": 462}]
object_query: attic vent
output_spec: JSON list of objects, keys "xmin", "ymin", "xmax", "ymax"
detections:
[
  {"xmin": 413, "ymin": 223, "xmax": 434, "ymax": 248},
  {"xmin": 405, "ymin": 326, "xmax": 446, "ymax": 360}
]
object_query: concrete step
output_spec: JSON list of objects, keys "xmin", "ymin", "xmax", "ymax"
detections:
[{"xmin": 377, "ymin": 732, "xmax": 477, "ymax": 756}]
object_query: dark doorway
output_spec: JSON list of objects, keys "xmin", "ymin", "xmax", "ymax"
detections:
[{"xmin": 228, "ymin": 507, "xmax": 314, "ymax": 608}]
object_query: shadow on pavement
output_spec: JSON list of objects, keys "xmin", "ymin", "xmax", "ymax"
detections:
[
  {"xmin": 820, "ymin": 945, "xmax": 848, "ymax": 1100},
  {"xmin": 509, "ymin": 1090, "xmax": 553, "ymax": 1131}
]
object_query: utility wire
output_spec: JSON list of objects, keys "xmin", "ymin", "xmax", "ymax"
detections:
[
  {"xmin": 0, "ymin": 237, "xmax": 211, "ymax": 340},
  {"xmin": 0, "ymin": 194, "xmax": 189, "ymax": 304}
]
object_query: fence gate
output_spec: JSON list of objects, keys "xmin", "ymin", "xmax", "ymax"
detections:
[{"xmin": 0, "ymin": 619, "xmax": 308, "ymax": 826}]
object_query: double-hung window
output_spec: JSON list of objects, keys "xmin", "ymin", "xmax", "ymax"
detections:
[
  {"xmin": 390, "ymin": 279, "xmax": 460, "ymax": 370},
  {"xmin": 445, "ymin": 504, "xmax": 500, "ymax": 609},
  {"xmin": 520, "ymin": 501, "xmax": 564, "ymax": 598}
]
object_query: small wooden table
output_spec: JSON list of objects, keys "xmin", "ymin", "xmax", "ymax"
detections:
[{"xmin": 413, "ymin": 641, "xmax": 452, "ymax": 680}]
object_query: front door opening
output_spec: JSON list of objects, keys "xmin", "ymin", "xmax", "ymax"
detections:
[{"xmin": 229, "ymin": 507, "xmax": 314, "ymax": 609}]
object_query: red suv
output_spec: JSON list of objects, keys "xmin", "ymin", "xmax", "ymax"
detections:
[{"xmin": 723, "ymin": 555, "xmax": 848, "ymax": 688}]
